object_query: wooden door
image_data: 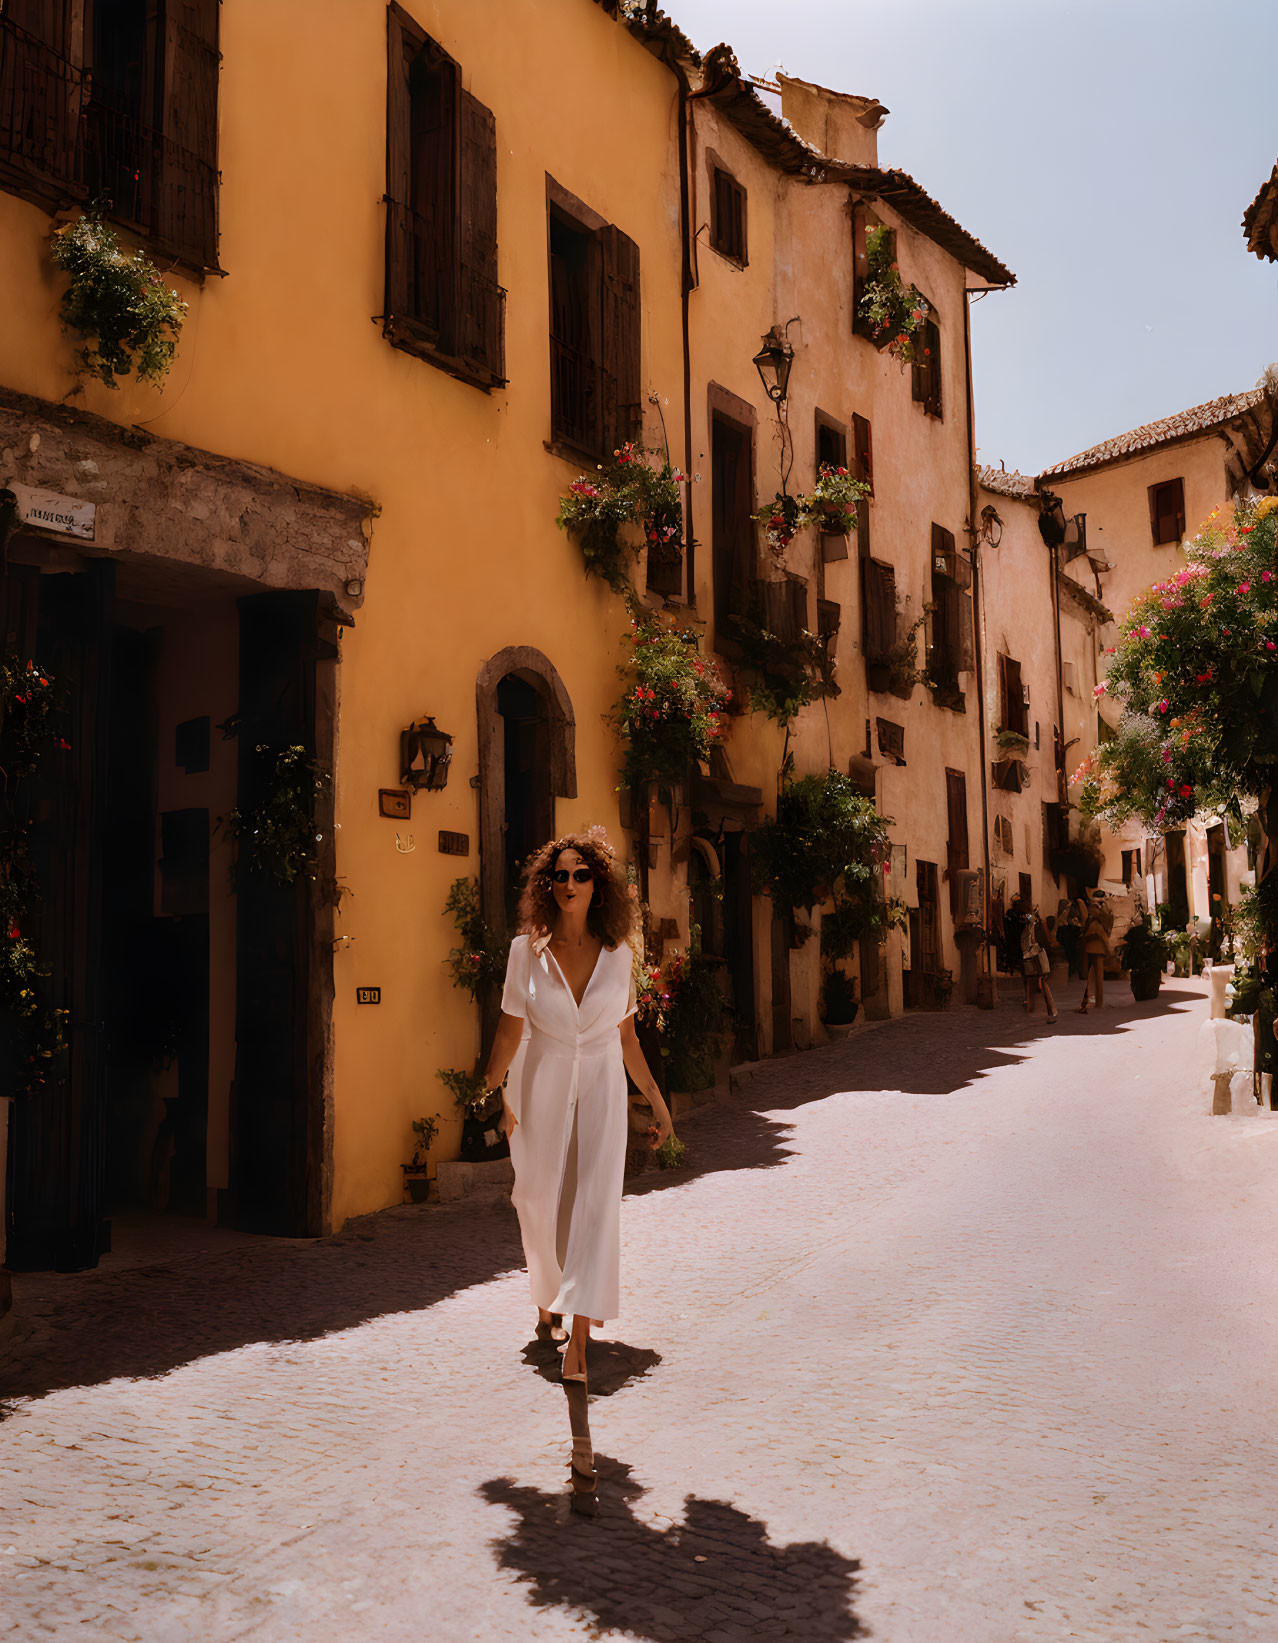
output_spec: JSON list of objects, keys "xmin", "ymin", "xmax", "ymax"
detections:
[
  {"xmin": 230, "ymin": 591, "xmax": 327, "ymax": 1237},
  {"xmin": 7, "ymin": 563, "xmax": 113, "ymax": 1271}
]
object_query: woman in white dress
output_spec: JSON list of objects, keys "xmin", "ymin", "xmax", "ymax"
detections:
[{"xmin": 482, "ymin": 829, "xmax": 673, "ymax": 1388}]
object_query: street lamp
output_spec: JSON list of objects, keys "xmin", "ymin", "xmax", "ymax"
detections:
[
  {"xmin": 401, "ymin": 716, "xmax": 453, "ymax": 792},
  {"xmin": 752, "ymin": 325, "xmax": 795, "ymax": 405}
]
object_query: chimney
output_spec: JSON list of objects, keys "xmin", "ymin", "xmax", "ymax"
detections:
[{"xmin": 777, "ymin": 73, "xmax": 887, "ymax": 169}]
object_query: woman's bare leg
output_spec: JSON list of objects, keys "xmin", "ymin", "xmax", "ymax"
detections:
[
  {"xmin": 562, "ymin": 1313, "xmax": 591, "ymax": 1379},
  {"xmin": 1042, "ymin": 977, "xmax": 1056, "ymax": 1016}
]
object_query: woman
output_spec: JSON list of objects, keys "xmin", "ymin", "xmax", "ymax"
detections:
[
  {"xmin": 1077, "ymin": 892, "xmax": 1111, "ymax": 1013},
  {"xmin": 1020, "ymin": 904, "xmax": 1058, "ymax": 1023},
  {"xmin": 1057, "ymin": 892, "xmax": 1086, "ymax": 979},
  {"xmin": 482, "ymin": 829, "xmax": 672, "ymax": 1390}
]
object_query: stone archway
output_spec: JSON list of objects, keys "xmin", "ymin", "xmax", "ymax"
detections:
[{"xmin": 476, "ymin": 646, "xmax": 577, "ymax": 935}]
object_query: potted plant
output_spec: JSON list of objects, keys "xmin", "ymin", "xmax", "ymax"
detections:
[
  {"xmin": 438, "ymin": 1065, "xmax": 508, "ymax": 1161},
  {"xmin": 857, "ymin": 226, "xmax": 929, "ymax": 365},
  {"xmin": 753, "ymin": 491, "xmax": 802, "ymax": 561},
  {"xmin": 1119, "ymin": 917, "xmax": 1172, "ymax": 1000},
  {"xmin": 402, "ymin": 1114, "xmax": 440, "ymax": 1203},
  {"xmin": 50, "ymin": 211, "xmax": 188, "ymax": 389},
  {"xmin": 995, "ymin": 728, "xmax": 1031, "ymax": 757},
  {"xmin": 803, "ymin": 464, "xmax": 867, "ymax": 560}
]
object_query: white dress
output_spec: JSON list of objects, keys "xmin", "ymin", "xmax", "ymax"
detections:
[{"xmin": 501, "ymin": 932, "xmax": 636, "ymax": 1323}]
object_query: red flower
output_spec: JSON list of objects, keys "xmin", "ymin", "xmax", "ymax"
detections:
[
  {"xmin": 7, "ymin": 921, "xmax": 18, "ymax": 940},
  {"xmin": 1179, "ymin": 785, "xmax": 1194, "ymax": 799}
]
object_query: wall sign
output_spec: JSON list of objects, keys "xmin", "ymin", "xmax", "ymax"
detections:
[
  {"xmin": 379, "ymin": 788, "xmax": 410, "ymax": 819},
  {"xmin": 356, "ymin": 986, "xmax": 381, "ymax": 1005},
  {"xmin": 7, "ymin": 483, "xmax": 96, "ymax": 541},
  {"xmin": 438, "ymin": 830, "xmax": 469, "ymax": 857}
]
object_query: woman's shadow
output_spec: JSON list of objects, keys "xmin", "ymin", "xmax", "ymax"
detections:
[
  {"xmin": 480, "ymin": 1456, "xmax": 866, "ymax": 1641},
  {"xmin": 521, "ymin": 1328, "xmax": 661, "ymax": 1396}
]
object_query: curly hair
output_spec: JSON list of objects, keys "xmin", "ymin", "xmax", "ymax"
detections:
[{"xmin": 516, "ymin": 828, "xmax": 636, "ymax": 949}]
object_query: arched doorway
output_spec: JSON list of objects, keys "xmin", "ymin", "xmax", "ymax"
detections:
[{"xmin": 476, "ymin": 647, "xmax": 577, "ymax": 937}]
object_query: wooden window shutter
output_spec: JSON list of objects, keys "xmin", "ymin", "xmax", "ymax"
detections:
[
  {"xmin": 1150, "ymin": 478, "xmax": 1185, "ymax": 545},
  {"xmin": 925, "ymin": 320, "xmax": 942, "ymax": 416},
  {"xmin": 852, "ymin": 414, "xmax": 873, "ymax": 495},
  {"xmin": 156, "ymin": 0, "xmax": 221, "ymax": 269},
  {"xmin": 945, "ymin": 768, "xmax": 968, "ymax": 914},
  {"xmin": 385, "ymin": 9, "xmax": 416, "ymax": 326},
  {"xmin": 0, "ymin": 0, "xmax": 83, "ymax": 195},
  {"xmin": 863, "ymin": 558, "xmax": 896, "ymax": 663},
  {"xmin": 876, "ymin": 717, "xmax": 905, "ymax": 765},
  {"xmin": 601, "ymin": 223, "xmax": 641, "ymax": 453},
  {"xmin": 457, "ymin": 89, "xmax": 503, "ymax": 381}
]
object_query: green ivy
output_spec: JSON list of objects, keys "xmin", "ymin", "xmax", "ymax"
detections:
[
  {"xmin": 50, "ymin": 212, "xmax": 187, "ymax": 389},
  {"xmin": 443, "ymin": 877, "xmax": 510, "ymax": 1000},
  {"xmin": 753, "ymin": 772, "xmax": 893, "ymax": 937},
  {"xmin": 221, "ymin": 744, "xmax": 331, "ymax": 887}
]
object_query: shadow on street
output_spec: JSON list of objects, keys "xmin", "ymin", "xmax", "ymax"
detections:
[
  {"xmin": 1, "ymin": 976, "xmax": 1200, "ymax": 1405},
  {"xmin": 480, "ymin": 1456, "xmax": 866, "ymax": 1641}
]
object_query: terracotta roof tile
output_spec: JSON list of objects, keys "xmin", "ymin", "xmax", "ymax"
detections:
[
  {"xmin": 976, "ymin": 465, "xmax": 1037, "ymax": 499},
  {"xmin": 1039, "ymin": 388, "xmax": 1265, "ymax": 480}
]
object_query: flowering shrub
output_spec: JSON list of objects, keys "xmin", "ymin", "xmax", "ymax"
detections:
[
  {"xmin": 1087, "ymin": 494, "xmax": 1278, "ymax": 949},
  {"xmin": 1, "ymin": 656, "xmax": 69, "ymax": 1095},
  {"xmin": 639, "ymin": 935, "xmax": 733, "ymax": 1091},
  {"xmin": 613, "ymin": 613, "xmax": 730, "ymax": 787},
  {"xmin": 858, "ymin": 226, "xmax": 929, "ymax": 365},
  {"xmin": 443, "ymin": 877, "xmax": 510, "ymax": 1001},
  {"xmin": 557, "ymin": 442, "xmax": 689, "ymax": 593},
  {"xmin": 727, "ymin": 593, "xmax": 828, "ymax": 727},
  {"xmin": 50, "ymin": 212, "xmax": 187, "ymax": 388}
]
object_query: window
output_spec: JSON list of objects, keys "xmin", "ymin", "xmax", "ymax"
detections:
[
  {"xmin": 1121, "ymin": 848, "xmax": 1143, "ymax": 886},
  {"xmin": 709, "ymin": 161, "xmax": 747, "ymax": 264},
  {"xmin": 929, "ymin": 525, "xmax": 971, "ymax": 710},
  {"xmin": 999, "ymin": 652, "xmax": 1029, "ymax": 738},
  {"xmin": 711, "ymin": 412, "xmax": 755, "ymax": 641},
  {"xmin": 760, "ymin": 576, "xmax": 808, "ymax": 643},
  {"xmin": 945, "ymin": 769, "xmax": 968, "ymax": 916},
  {"xmin": 386, "ymin": 9, "xmax": 504, "ymax": 387},
  {"xmin": 1149, "ymin": 477, "xmax": 1185, "ymax": 546},
  {"xmin": 815, "ymin": 414, "xmax": 847, "ymax": 474},
  {"xmin": 0, "ymin": 0, "xmax": 220, "ymax": 270},
  {"xmin": 816, "ymin": 412, "xmax": 850, "ymax": 562},
  {"xmin": 547, "ymin": 183, "xmax": 640, "ymax": 459},
  {"xmin": 911, "ymin": 316, "xmax": 942, "ymax": 417}
]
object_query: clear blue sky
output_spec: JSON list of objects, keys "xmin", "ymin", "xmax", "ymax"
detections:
[{"xmin": 666, "ymin": 0, "xmax": 1278, "ymax": 476}]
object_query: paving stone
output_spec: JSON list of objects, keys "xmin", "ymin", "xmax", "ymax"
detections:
[{"xmin": 2, "ymin": 977, "xmax": 1277, "ymax": 1641}]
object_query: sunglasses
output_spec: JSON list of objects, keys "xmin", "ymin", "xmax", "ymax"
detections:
[{"xmin": 550, "ymin": 867, "xmax": 594, "ymax": 884}]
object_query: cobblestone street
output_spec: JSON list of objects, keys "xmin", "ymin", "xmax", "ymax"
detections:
[{"xmin": 3, "ymin": 975, "xmax": 1278, "ymax": 1643}]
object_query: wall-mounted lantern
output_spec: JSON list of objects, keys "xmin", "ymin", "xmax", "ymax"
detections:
[
  {"xmin": 401, "ymin": 716, "xmax": 453, "ymax": 792},
  {"xmin": 752, "ymin": 324, "xmax": 796, "ymax": 405},
  {"xmin": 1037, "ymin": 490, "xmax": 1067, "ymax": 547},
  {"xmin": 979, "ymin": 504, "xmax": 1003, "ymax": 548}
]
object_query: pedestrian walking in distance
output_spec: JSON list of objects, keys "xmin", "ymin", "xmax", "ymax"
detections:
[
  {"xmin": 1077, "ymin": 891, "xmax": 1112, "ymax": 1013},
  {"xmin": 1021, "ymin": 905, "xmax": 1058, "ymax": 1022},
  {"xmin": 483, "ymin": 829, "xmax": 673, "ymax": 1391}
]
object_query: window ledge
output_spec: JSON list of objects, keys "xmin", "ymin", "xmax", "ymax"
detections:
[
  {"xmin": 544, "ymin": 436, "xmax": 608, "ymax": 469},
  {"xmin": 384, "ymin": 318, "xmax": 505, "ymax": 392}
]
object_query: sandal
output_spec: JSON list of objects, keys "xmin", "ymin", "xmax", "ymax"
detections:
[
  {"xmin": 535, "ymin": 1311, "xmax": 569, "ymax": 1345},
  {"xmin": 1076, "ymin": 1004, "xmax": 1089, "ymax": 1014}
]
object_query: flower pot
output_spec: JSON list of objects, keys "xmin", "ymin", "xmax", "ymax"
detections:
[
  {"xmin": 402, "ymin": 1167, "xmax": 431, "ymax": 1204},
  {"xmin": 1129, "ymin": 966, "xmax": 1162, "ymax": 1001},
  {"xmin": 820, "ymin": 532, "xmax": 850, "ymax": 563}
]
